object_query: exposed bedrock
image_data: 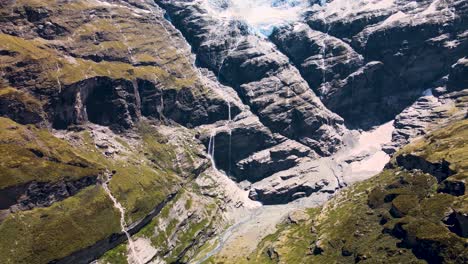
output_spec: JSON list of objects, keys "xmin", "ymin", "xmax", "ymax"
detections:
[
  {"xmin": 305, "ymin": 0, "xmax": 395, "ymax": 39},
  {"xmin": 236, "ymin": 141, "xmax": 312, "ymax": 183},
  {"xmin": 444, "ymin": 210, "xmax": 468, "ymax": 238},
  {"xmin": 53, "ymin": 192, "xmax": 178, "ymax": 264},
  {"xmin": 137, "ymin": 79, "xmax": 242, "ymax": 128},
  {"xmin": 156, "ymin": 0, "xmax": 347, "ymax": 156},
  {"xmin": 384, "ymin": 88, "xmax": 468, "ymax": 154},
  {"xmin": 51, "ymin": 76, "xmax": 241, "ymax": 130},
  {"xmin": 270, "ymin": 23, "xmax": 414, "ymax": 129},
  {"xmin": 195, "ymin": 72, "xmax": 339, "ymax": 204},
  {"xmin": 249, "ymin": 179, "xmax": 329, "ymax": 205},
  {"xmin": 448, "ymin": 58, "xmax": 468, "ymax": 92},
  {"xmin": 270, "ymin": 23, "xmax": 364, "ymax": 92},
  {"xmin": 52, "ymin": 77, "xmax": 141, "ymax": 131},
  {"xmin": 300, "ymin": 0, "xmax": 468, "ymax": 128},
  {"xmin": 198, "ymin": 112, "xmax": 281, "ymax": 179},
  {"xmin": 318, "ymin": 61, "xmax": 414, "ymax": 129},
  {"xmin": 0, "ymin": 88, "xmax": 47, "ymax": 126},
  {"xmin": 0, "ymin": 176, "xmax": 97, "ymax": 215},
  {"xmin": 395, "ymin": 154, "xmax": 455, "ymax": 183}
]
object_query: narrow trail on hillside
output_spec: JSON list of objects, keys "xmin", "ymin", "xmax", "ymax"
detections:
[{"xmin": 102, "ymin": 173, "xmax": 143, "ymax": 264}]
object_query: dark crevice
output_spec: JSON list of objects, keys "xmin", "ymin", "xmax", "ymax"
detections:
[
  {"xmin": 395, "ymin": 154, "xmax": 455, "ymax": 183},
  {"xmin": 0, "ymin": 176, "xmax": 97, "ymax": 212}
]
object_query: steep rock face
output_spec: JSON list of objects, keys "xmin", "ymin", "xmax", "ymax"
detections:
[
  {"xmin": 195, "ymin": 71, "xmax": 343, "ymax": 204},
  {"xmin": 318, "ymin": 61, "xmax": 404, "ymax": 128},
  {"xmin": 156, "ymin": 0, "xmax": 347, "ymax": 157},
  {"xmin": 0, "ymin": 87, "xmax": 46, "ymax": 125},
  {"xmin": 138, "ymin": 79, "xmax": 242, "ymax": 128},
  {"xmin": 0, "ymin": 1, "xmax": 237, "ymax": 263},
  {"xmin": 270, "ymin": 23, "xmax": 364, "ymax": 94},
  {"xmin": 448, "ymin": 57, "xmax": 468, "ymax": 92},
  {"xmin": 0, "ymin": 0, "xmax": 238, "ymax": 130},
  {"xmin": 300, "ymin": 0, "xmax": 468, "ymax": 128},
  {"xmin": 53, "ymin": 77, "xmax": 141, "ymax": 131}
]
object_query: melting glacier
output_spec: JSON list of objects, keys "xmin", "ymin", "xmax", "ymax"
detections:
[{"xmin": 203, "ymin": 0, "xmax": 313, "ymax": 36}]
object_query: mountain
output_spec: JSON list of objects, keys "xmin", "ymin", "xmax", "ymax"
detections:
[{"xmin": 0, "ymin": 0, "xmax": 466, "ymax": 263}]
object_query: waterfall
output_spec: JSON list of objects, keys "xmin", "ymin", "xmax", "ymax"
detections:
[
  {"xmin": 319, "ymin": 10, "xmax": 331, "ymax": 84},
  {"xmin": 227, "ymin": 101, "xmax": 232, "ymax": 175},
  {"xmin": 55, "ymin": 62, "xmax": 62, "ymax": 93},
  {"xmin": 227, "ymin": 101, "xmax": 232, "ymax": 123},
  {"xmin": 217, "ymin": 37, "xmax": 243, "ymax": 79},
  {"xmin": 102, "ymin": 174, "xmax": 142, "ymax": 264},
  {"xmin": 207, "ymin": 132, "xmax": 217, "ymax": 169}
]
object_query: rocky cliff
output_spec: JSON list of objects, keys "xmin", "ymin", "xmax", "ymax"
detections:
[
  {"xmin": 239, "ymin": 119, "xmax": 468, "ymax": 264},
  {"xmin": 0, "ymin": 0, "xmax": 466, "ymax": 263}
]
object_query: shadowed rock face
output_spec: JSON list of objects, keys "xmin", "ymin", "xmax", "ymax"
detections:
[
  {"xmin": 448, "ymin": 58, "xmax": 468, "ymax": 92},
  {"xmin": 153, "ymin": 0, "xmax": 468, "ymax": 206},
  {"xmin": 137, "ymin": 79, "xmax": 242, "ymax": 128},
  {"xmin": 53, "ymin": 77, "xmax": 140, "ymax": 131},
  {"xmin": 396, "ymin": 154, "xmax": 455, "ymax": 182},
  {"xmin": 270, "ymin": 23, "xmax": 364, "ymax": 92},
  {"xmin": 0, "ymin": 176, "xmax": 97, "ymax": 212},
  {"xmin": 276, "ymin": 0, "xmax": 468, "ymax": 128},
  {"xmin": 156, "ymin": 0, "xmax": 347, "ymax": 157}
]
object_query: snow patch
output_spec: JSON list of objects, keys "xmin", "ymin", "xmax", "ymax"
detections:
[
  {"xmin": 202, "ymin": 0, "xmax": 311, "ymax": 36},
  {"xmin": 379, "ymin": 11, "xmax": 408, "ymax": 27},
  {"xmin": 337, "ymin": 121, "xmax": 395, "ymax": 184},
  {"xmin": 312, "ymin": 0, "xmax": 395, "ymax": 22}
]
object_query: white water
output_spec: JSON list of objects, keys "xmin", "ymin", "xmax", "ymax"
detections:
[
  {"xmin": 227, "ymin": 102, "xmax": 233, "ymax": 174},
  {"xmin": 207, "ymin": 132, "xmax": 217, "ymax": 169},
  {"xmin": 102, "ymin": 176, "xmax": 142, "ymax": 264},
  {"xmin": 203, "ymin": 0, "xmax": 311, "ymax": 36},
  {"xmin": 206, "ymin": 100, "xmax": 233, "ymax": 172}
]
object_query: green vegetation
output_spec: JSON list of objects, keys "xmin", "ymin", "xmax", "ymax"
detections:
[
  {"xmin": 134, "ymin": 189, "xmax": 221, "ymax": 263},
  {"xmin": 75, "ymin": 121, "xmax": 183, "ymax": 223},
  {"xmin": 0, "ymin": 117, "xmax": 197, "ymax": 263},
  {"xmin": 137, "ymin": 121, "xmax": 178, "ymax": 171},
  {"xmin": 0, "ymin": 2, "xmax": 219, "ymax": 263},
  {"xmin": 0, "ymin": 87, "xmax": 45, "ymax": 119},
  {"xmin": 231, "ymin": 120, "xmax": 468, "ymax": 264},
  {"xmin": 0, "ymin": 32, "xmax": 194, "ymax": 91},
  {"xmin": 0, "ymin": 117, "xmax": 102, "ymax": 189},
  {"xmin": 100, "ymin": 243, "xmax": 129, "ymax": 264},
  {"xmin": 0, "ymin": 185, "xmax": 121, "ymax": 264}
]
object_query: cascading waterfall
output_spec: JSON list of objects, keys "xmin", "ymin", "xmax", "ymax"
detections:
[
  {"xmin": 207, "ymin": 132, "xmax": 217, "ymax": 169},
  {"xmin": 102, "ymin": 174, "xmax": 142, "ymax": 264},
  {"xmin": 319, "ymin": 8, "xmax": 332, "ymax": 84},
  {"xmin": 217, "ymin": 37, "xmax": 243, "ymax": 79},
  {"xmin": 55, "ymin": 61, "xmax": 62, "ymax": 93},
  {"xmin": 206, "ymin": 100, "xmax": 234, "ymax": 174},
  {"xmin": 227, "ymin": 101, "xmax": 232, "ymax": 175}
]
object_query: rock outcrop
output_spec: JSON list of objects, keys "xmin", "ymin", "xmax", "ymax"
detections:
[
  {"xmin": 0, "ymin": 0, "xmax": 467, "ymax": 263},
  {"xmin": 156, "ymin": 0, "xmax": 347, "ymax": 157}
]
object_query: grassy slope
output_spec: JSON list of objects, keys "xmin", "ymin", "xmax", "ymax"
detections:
[
  {"xmin": 0, "ymin": 117, "xmax": 198, "ymax": 263},
  {"xmin": 0, "ymin": 117, "xmax": 102, "ymax": 189}
]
